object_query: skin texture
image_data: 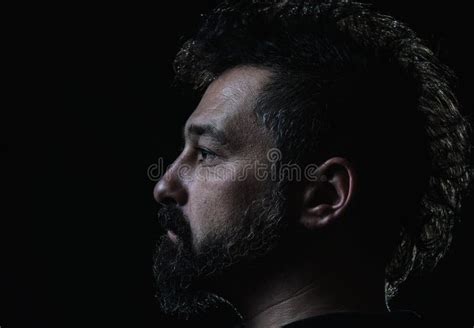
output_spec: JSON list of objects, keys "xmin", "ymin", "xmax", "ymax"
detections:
[
  {"xmin": 154, "ymin": 66, "xmax": 275, "ymax": 250},
  {"xmin": 154, "ymin": 66, "xmax": 388, "ymax": 327}
]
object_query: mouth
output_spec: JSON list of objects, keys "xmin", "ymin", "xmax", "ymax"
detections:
[{"xmin": 167, "ymin": 230, "xmax": 179, "ymax": 243}]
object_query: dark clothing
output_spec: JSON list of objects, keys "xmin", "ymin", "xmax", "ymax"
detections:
[{"xmin": 281, "ymin": 311, "xmax": 424, "ymax": 327}]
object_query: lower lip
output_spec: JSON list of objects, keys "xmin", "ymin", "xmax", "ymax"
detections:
[{"xmin": 167, "ymin": 230, "xmax": 179, "ymax": 243}]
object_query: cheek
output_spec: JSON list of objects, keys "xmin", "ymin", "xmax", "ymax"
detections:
[{"xmin": 186, "ymin": 167, "xmax": 264, "ymax": 247}]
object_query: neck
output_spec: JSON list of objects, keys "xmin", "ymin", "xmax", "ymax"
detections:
[{"xmin": 210, "ymin": 250, "xmax": 388, "ymax": 328}]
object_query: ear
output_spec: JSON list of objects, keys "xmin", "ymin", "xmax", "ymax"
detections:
[{"xmin": 300, "ymin": 157, "xmax": 356, "ymax": 230}]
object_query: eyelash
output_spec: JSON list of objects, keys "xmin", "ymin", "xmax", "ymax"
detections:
[
  {"xmin": 179, "ymin": 143, "xmax": 218, "ymax": 164},
  {"xmin": 196, "ymin": 147, "xmax": 217, "ymax": 163}
]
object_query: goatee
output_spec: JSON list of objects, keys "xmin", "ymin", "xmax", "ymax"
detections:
[{"xmin": 153, "ymin": 185, "xmax": 288, "ymax": 324}]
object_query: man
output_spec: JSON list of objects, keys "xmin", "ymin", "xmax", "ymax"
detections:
[{"xmin": 153, "ymin": 1, "xmax": 471, "ymax": 327}]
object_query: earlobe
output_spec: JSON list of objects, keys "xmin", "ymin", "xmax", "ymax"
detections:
[{"xmin": 300, "ymin": 157, "xmax": 356, "ymax": 230}]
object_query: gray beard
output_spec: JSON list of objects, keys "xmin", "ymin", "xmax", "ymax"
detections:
[{"xmin": 153, "ymin": 184, "xmax": 288, "ymax": 323}]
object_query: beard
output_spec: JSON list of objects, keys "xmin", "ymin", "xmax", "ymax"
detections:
[{"xmin": 153, "ymin": 183, "xmax": 289, "ymax": 323}]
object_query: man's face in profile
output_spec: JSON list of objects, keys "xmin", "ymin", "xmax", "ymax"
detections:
[{"xmin": 153, "ymin": 66, "xmax": 289, "ymax": 318}]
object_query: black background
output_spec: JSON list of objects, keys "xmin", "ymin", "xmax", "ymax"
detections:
[{"xmin": 2, "ymin": 1, "xmax": 473, "ymax": 327}]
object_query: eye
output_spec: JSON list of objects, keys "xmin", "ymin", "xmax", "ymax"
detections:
[{"xmin": 196, "ymin": 147, "xmax": 217, "ymax": 163}]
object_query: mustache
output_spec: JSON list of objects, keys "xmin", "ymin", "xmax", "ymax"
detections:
[{"xmin": 157, "ymin": 205, "xmax": 191, "ymax": 241}]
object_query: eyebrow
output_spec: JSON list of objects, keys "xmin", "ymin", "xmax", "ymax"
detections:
[{"xmin": 184, "ymin": 123, "xmax": 228, "ymax": 145}]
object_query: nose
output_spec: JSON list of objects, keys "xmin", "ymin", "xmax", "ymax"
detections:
[{"xmin": 153, "ymin": 161, "xmax": 188, "ymax": 206}]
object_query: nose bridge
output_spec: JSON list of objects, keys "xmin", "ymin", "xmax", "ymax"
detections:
[{"xmin": 153, "ymin": 157, "xmax": 188, "ymax": 206}]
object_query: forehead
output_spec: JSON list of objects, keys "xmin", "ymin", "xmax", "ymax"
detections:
[{"xmin": 185, "ymin": 66, "xmax": 272, "ymax": 141}]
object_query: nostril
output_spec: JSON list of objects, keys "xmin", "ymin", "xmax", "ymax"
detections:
[
  {"xmin": 157, "ymin": 196, "xmax": 177, "ymax": 207},
  {"xmin": 153, "ymin": 167, "xmax": 187, "ymax": 206},
  {"xmin": 153, "ymin": 178, "xmax": 183, "ymax": 206}
]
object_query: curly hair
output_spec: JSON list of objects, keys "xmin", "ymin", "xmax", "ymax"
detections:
[{"xmin": 173, "ymin": 0, "xmax": 472, "ymax": 300}]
